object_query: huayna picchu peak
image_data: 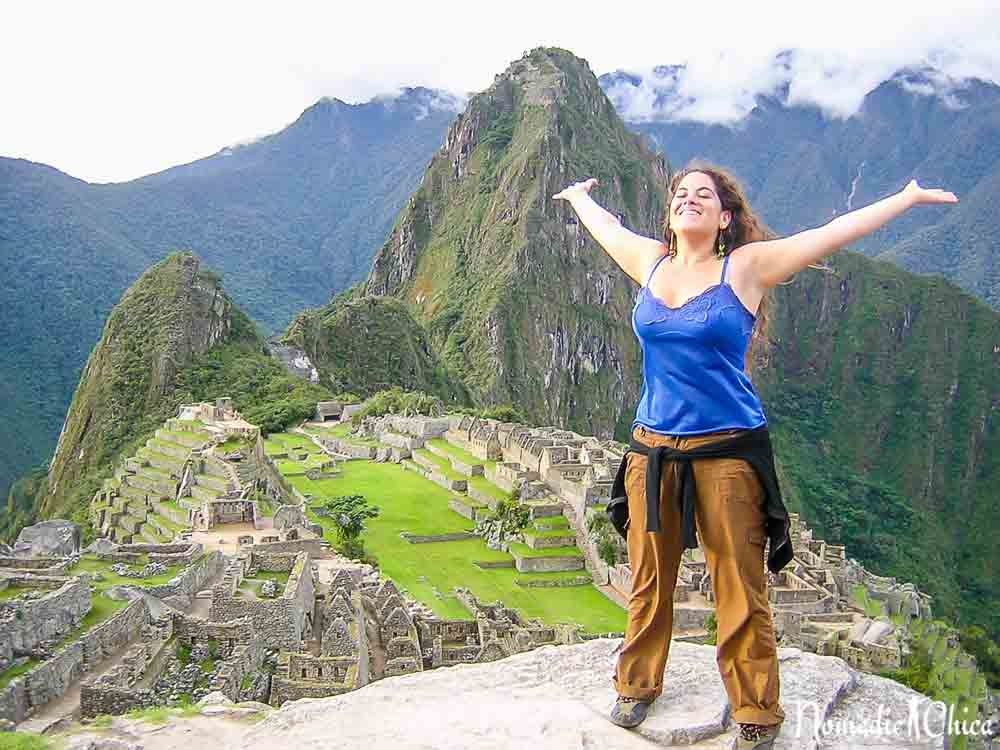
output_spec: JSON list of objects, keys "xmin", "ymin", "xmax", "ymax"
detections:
[{"xmin": 285, "ymin": 47, "xmax": 668, "ymax": 441}]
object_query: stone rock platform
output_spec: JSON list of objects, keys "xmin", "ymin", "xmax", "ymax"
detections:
[
  {"xmin": 43, "ymin": 638, "xmax": 949, "ymax": 749},
  {"xmin": 243, "ymin": 637, "xmax": 946, "ymax": 749}
]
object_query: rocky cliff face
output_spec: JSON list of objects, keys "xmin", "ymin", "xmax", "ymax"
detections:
[
  {"xmin": 41, "ymin": 252, "xmax": 243, "ymax": 519},
  {"xmin": 301, "ymin": 47, "xmax": 667, "ymax": 436}
]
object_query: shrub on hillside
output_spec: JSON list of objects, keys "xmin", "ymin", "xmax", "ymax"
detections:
[
  {"xmin": 585, "ymin": 512, "xmax": 625, "ymax": 567},
  {"xmin": 474, "ymin": 492, "xmax": 531, "ymax": 551}
]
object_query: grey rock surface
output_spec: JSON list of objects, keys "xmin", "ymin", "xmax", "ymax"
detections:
[
  {"xmin": 64, "ymin": 737, "xmax": 143, "ymax": 750},
  {"xmin": 273, "ymin": 504, "xmax": 310, "ymax": 531},
  {"xmin": 83, "ymin": 538, "xmax": 119, "ymax": 555},
  {"xmin": 38, "ymin": 639, "xmax": 963, "ymax": 750},
  {"xmin": 197, "ymin": 691, "xmax": 234, "ymax": 707},
  {"xmin": 14, "ymin": 519, "xmax": 80, "ymax": 557},
  {"xmin": 238, "ymin": 638, "xmax": 948, "ymax": 749}
]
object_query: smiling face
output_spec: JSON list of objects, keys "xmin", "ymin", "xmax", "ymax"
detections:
[{"xmin": 670, "ymin": 171, "xmax": 731, "ymax": 236}]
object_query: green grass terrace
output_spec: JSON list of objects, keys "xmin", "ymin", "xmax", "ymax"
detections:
[{"xmin": 263, "ymin": 430, "xmax": 624, "ymax": 635}]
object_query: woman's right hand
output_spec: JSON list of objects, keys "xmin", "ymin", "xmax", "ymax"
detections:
[{"xmin": 552, "ymin": 178, "xmax": 598, "ymax": 201}]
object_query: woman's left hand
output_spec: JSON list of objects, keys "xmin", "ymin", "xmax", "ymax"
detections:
[{"xmin": 902, "ymin": 179, "xmax": 959, "ymax": 207}]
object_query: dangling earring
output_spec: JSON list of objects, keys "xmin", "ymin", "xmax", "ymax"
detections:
[
  {"xmin": 717, "ymin": 228, "xmax": 727, "ymax": 258},
  {"xmin": 669, "ymin": 230, "xmax": 677, "ymax": 258}
]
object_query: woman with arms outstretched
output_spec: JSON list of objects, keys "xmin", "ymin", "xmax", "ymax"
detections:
[{"xmin": 553, "ymin": 161, "xmax": 956, "ymax": 749}]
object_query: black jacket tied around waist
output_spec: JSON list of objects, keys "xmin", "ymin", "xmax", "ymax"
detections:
[{"xmin": 606, "ymin": 425, "xmax": 794, "ymax": 575}]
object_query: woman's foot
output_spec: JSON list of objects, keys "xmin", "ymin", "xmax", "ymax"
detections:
[
  {"xmin": 609, "ymin": 695, "xmax": 652, "ymax": 728},
  {"xmin": 732, "ymin": 721, "xmax": 782, "ymax": 749}
]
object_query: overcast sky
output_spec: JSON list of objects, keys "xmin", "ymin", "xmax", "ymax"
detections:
[{"xmin": 3, "ymin": 0, "xmax": 998, "ymax": 184}]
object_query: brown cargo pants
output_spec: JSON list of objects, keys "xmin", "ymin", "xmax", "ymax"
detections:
[{"xmin": 612, "ymin": 424, "xmax": 785, "ymax": 727}]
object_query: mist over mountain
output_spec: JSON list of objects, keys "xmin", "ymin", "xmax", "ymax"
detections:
[{"xmin": 598, "ymin": 55, "xmax": 1000, "ymax": 308}]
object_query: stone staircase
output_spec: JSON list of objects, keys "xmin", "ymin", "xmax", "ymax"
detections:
[{"xmin": 91, "ymin": 420, "xmax": 216, "ymax": 543}]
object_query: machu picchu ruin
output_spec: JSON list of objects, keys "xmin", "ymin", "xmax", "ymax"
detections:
[{"xmin": 4, "ymin": 395, "xmax": 994, "ymax": 748}]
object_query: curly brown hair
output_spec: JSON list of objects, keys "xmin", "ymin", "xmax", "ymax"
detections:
[{"xmin": 660, "ymin": 159, "xmax": 828, "ymax": 374}]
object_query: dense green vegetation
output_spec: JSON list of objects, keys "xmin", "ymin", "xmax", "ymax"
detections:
[
  {"xmin": 0, "ymin": 732, "xmax": 53, "ymax": 750},
  {"xmin": 347, "ymin": 386, "xmax": 446, "ymax": 425},
  {"xmin": 314, "ymin": 494, "xmax": 380, "ymax": 560},
  {"xmin": 878, "ymin": 619, "xmax": 990, "ymax": 749},
  {"xmin": 0, "ymin": 90, "xmax": 457, "ymax": 523},
  {"xmin": 282, "ymin": 296, "xmax": 469, "ymax": 406},
  {"xmin": 0, "ymin": 253, "xmax": 333, "ymax": 541},
  {"xmin": 754, "ymin": 251, "xmax": 1000, "ymax": 641}
]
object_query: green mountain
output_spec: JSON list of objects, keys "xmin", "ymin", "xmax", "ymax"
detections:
[
  {"xmin": 287, "ymin": 47, "xmax": 1000, "ymax": 641},
  {"xmin": 284, "ymin": 47, "xmax": 667, "ymax": 439},
  {"xmin": 2, "ymin": 251, "xmax": 332, "ymax": 538},
  {"xmin": 0, "ymin": 88, "xmax": 458, "ymax": 511},
  {"xmin": 754, "ymin": 253, "xmax": 1000, "ymax": 641}
]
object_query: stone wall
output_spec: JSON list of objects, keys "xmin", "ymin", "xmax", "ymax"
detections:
[
  {"xmin": 250, "ymin": 539, "xmax": 328, "ymax": 556},
  {"xmin": 79, "ymin": 616, "xmax": 173, "ymax": 717},
  {"xmin": 78, "ymin": 597, "xmax": 149, "ymax": 665},
  {"xmin": 80, "ymin": 680, "xmax": 156, "ymax": 718},
  {"xmin": 0, "ymin": 597, "xmax": 150, "ymax": 723},
  {"xmin": 399, "ymin": 531, "xmax": 477, "ymax": 544},
  {"xmin": 0, "ymin": 577, "xmax": 90, "ymax": 652},
  {"xmin": 270, "ymin": 653, "xmax": 358, "ymax": 707},
  {"xmin": 0, "ymin": 556, "xmax": 75, "ymax": 575},
  {"xmin": 250, "ymin": 550, "xmax": 299, "ymax": 572},
  {"xmin": 0, "ymin": 628, "xmax": 12, "ymax": 672},
  {"xmin": 173, "ymin": 615, "xmax": 255, "ymax": 658},
  {"xmin": 140, "ymin": 550, "xmax": 225, "ymax": 599},
  {"xmin": 210, "ymin": 551, "xmax": 314, "ymax": 651},
  {"xmin": 254, "ymin": 436, "xmax": 300, "ymax": 506},
  {"xmin": 96, "ymin": 543, "xmax": 202, "ymax": 567},
  {"xmin": 0, "ymin": 681, "xmax": 27, "ymax": 725},
  {"xmin": 270, "ymin": 672, "xmax": 354, "ymax": 705},
  {"xmin": 384, "ymin": 415, "xmax": 451, "ymax": 439},
  {"xmin": 210, "ymin": 633, "xmax": 265, "ymax": 701}
]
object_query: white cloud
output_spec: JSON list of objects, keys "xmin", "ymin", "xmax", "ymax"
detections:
[
  {"xmin": 606, "ymin": 5, "xmax": 999, "ymax": 125},
  {"xmin": 0, "ymin": 0, "xmax": 997, "ymax": 182}
]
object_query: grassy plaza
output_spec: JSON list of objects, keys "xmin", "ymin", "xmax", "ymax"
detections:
[{"xmin": 267, "ymin": 431, "xmax": 626, "ymax": 635}]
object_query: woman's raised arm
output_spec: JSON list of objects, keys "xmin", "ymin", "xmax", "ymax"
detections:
[
  {"xmin": 743, "ymin": 179, "xmax": 958, "ymax": 289},
  {"xmin": 553, "ymin": 178, "xmax": 666, "ymax": 286}
]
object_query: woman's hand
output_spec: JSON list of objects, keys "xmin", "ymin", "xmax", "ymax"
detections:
[
  {"xmin": 901, "ymin": 179, "xmax": 959, "ymax": 207},
  {"xmin": 552, "ymin": 178, "xmax": 598, "ymax": 201}
]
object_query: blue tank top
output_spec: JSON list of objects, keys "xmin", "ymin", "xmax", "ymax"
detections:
[{"xmin": 631, "ymin": 250, "xmax": 767, "ymax": 436}]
